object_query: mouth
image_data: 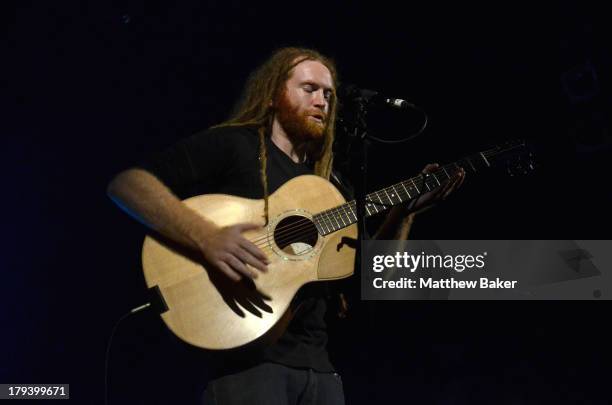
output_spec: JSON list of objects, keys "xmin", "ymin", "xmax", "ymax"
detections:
[{"xmin": 309, "ymin": 114, "xmax": 325, "ymax": 124}]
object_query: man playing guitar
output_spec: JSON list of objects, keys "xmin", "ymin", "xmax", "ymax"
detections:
[{"xmin": 107, "ymin": 47, "xmax": 464, "ymax": 404}]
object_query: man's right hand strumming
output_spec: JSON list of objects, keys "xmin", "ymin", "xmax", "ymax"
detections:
[{"xmin": 195, "ymin": 223, "xmax": 269, "ymax": 282}]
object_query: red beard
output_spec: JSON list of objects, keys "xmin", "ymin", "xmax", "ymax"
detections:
[{"xmin": 275, "ymin": 91, "xmax": 326, "ymax": 142}]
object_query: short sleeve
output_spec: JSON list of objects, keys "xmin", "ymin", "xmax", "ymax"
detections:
[{"xmin": 137, "ymin": 127, "xmax": 235, "ymax": 199}]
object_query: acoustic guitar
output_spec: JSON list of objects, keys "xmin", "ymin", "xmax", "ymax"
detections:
[{"xmin": 141, "ymin": 141, "xmax": 532, "ymax": 350}]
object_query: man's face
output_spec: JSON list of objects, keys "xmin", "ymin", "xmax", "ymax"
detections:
[{"xmin": 276, "ymin": 59, "xmax": 334, "ymax": 141}]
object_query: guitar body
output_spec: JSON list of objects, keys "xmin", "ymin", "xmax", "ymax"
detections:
[{"xmin": 142, "ymin": 175, "xmax": 357, "ymax": 350}]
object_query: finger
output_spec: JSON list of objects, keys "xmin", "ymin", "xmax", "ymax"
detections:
[
  {"xmin": 443, "ymin": 176, "xmax": 461, "ymax": 199},
  {"xmin": 456, "ymin": 170, "xmax": 466, "ymax": 188},
  {"xmin": 405, "ymin": 197, "xmax": 418, "ymax": 212},
  {"xmin": 422, "ymin": 163, "xmax": 439, "ymax": 174},
  {"xmin": 240, "ymin": 238, "xmax": 270, "ymax": 264},
  {"xmin": 226, "ymin": 254, "xmax": 258, "ymax": 279},
  {"xmin": 235, "ymin": 223, "xmax": 265, "ymax": 232},
  {"xmin": 216, "ymin": 261, "xmax": 242, "ymax": 282},
  {"xmin": 235, "ymin": 247, "xmax": 268, "ymax": 273},
  {"xmin": 450, "ymin": 177, "xmax": 463, "ymax": 193},
  {"xmin": 442, "ymin": 184, "xmax": 455, "ymax": 200},
  {"xmin": 434, "ymin": 178, "xmax": 454, "ymax": 200},
  {"xmin": 435, "ymin": 177, "xmax": 452, "ymax": 194},
  {"xmin": 439, "ymin": 184, "xmax": 453, "ymax": 200},
  {"xmin": 428, "ymin": 187, "xmax": 445, "ymax": 202}
]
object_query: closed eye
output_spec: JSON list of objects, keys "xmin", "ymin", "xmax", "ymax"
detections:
[{"xmin": 302, "ymin": 83, "xmax": 333, "ymax": 101}]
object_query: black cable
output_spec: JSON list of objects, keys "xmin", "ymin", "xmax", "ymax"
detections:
[
  {"xmin": 104, "ymin": 303, "xmax": 151, "ymax": 405},
  {"xmin": 367, "ymin": 104, "xmax": 429, "ymax": 145}
]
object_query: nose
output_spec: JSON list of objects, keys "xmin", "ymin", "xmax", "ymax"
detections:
[{"xmin": 313, "ymin": 89, "xmax": 327, "ymax": 110}]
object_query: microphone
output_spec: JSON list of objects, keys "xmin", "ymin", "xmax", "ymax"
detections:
[{"xmin": 340, "ymin": 84, "xmax": 416, "ymax": 110}]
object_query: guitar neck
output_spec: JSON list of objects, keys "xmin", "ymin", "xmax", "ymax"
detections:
[{"xmin": 313, "ymin": 144, "xmax": 520, "ymax": 236}]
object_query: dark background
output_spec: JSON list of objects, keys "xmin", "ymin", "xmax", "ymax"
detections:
[{"xmin": 3, "ymin": 1, "xmax": 611, "ymax": 403}]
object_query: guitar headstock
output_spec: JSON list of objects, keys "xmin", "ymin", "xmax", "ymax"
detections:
[{"xmin": 485, "ymin": 139, "xmax": 536, "ymax": 177}]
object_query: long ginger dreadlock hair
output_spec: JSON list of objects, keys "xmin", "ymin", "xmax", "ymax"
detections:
[{"xmin": 213, "ymin": 47, "xmax": 339, "ymax": 224}]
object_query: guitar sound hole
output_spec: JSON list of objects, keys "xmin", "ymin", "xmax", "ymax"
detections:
[{"xmin": 274, "ymin": 215, "xmax": 318, "ymax": 255}]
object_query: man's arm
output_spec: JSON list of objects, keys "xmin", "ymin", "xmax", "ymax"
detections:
[
  {"xmin": 107, "ymin": 168, "xmax": 268, "ymax": 281},
  {"xmin": 107, "ymin": 168, "xmax": 214, "ymax": 250}
]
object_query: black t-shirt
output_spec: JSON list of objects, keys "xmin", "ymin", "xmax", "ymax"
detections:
[{"xmin": 139, "ymin": 125, "xmax": 349, "ymax": 374}]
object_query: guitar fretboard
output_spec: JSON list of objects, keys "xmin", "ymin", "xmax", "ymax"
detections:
[{"xmin": 312, "ymin": 149, "xmax": 501, "ymax": 236}]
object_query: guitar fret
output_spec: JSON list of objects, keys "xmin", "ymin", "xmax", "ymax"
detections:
[
  {"xmin": 338, "ymin": 206, "xmax": 348, "ymax": 226},
  {"xmin": 343, "ymin": 205, "xmax": 354, "ymax": 224},
  {"xmin": 345, "ymin": 202, "xmax": 368, "ymax": 224},
  {"xmin": 442, "ymin": 166, "xmax": 450, "ymax": 180},
  {"xmin": 383, "ymin": 188, "xmax": 393, "ymax": 205},
  {"xmin": 425, "ymin": 178, "xmax": 432, "ymax": 191},
  {"xmin": 479, "ymin": 152, "xmax": 491, "ymax": 167},
  {"xmin": 322, "ymin": 212, "xmax": 331, "ymax": 233},
  {"xmin": 328, "ymin": 213, "xmax": 336, "ymax": 231},
  {"xmin": 410, "ymin": 178, "xmax": 420, "ymax": 194},
  {"xmin": 315, "ymin": 215, "xmax": 325, "ymax": 234},
  {"xmin": 433, "ymin": 173, "xmax": 441, "ymax": 187},
  {"xmin": 349, "ymin": 205, "xmax": 358, "ymax": 221},
  {"xmin": 332, "ymin": 210, "xmax": 341, "ymax": 229},
  {"xmin": 466, "ymin": 157, "xmax": 476, "ymax": 172},
  {"xmin": 324, "ymin": 210, "xmax": 333, "ymax": 232},
  {"xmin": 337, "ymin": 209, "xmax": 347, "ymax": 227},
  {"xmin": 391, "ymin": 185, "xmax": 403, "ymax": 203},
  {"xmin": 327, "ymin": 217, "xmax": 334, "ymax": 234},
  {"xmin": 366, "ymin": 194, "xmax": 379, "ymax": 213},
  {"xmin": 401, "ymin": 182, "xmax": 412, "ymax": 199},
  {"xmin": 321, "ymin": 214, "xmax": 331, "ymax": 234}
]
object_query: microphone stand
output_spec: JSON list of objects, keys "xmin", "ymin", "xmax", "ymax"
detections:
[
  {"xmin": 336, "ymin": 86, "xmax": 428, "ymax": 304},
  {"xmin": 340, "ymin": 87, "xmax": 428, "ymax": 247},
  {"xmin": 346, "ymin": 94, "xmax": 372, "ymax": 260}
]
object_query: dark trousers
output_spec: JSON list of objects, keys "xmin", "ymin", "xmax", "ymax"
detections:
[{"xmin": 201, "ymin": 362, "xmax": 345, "ymax": 405}]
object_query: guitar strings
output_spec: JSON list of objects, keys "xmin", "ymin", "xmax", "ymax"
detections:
[
  {"xmin": 250, "ymin": 197, "xmax": 383, "ymax": 248},
  {"xmin": 248, "ymin": 167, "xmax": 456, "ymax": 249},
  {"xmin": 248, "ymin": 165, "xmax": 457, "ymax": 248},
  {"xmin": 252, "ymin": 193, "xmax": 398, "ymax": 247},
  {"xmin": 247, "ymin": 144, "xmax": 522, "ymax": 250},
  {"xmin": 259, "ymin": 146, "xmax": 516, "ymax": 252}
]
